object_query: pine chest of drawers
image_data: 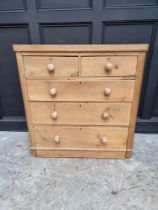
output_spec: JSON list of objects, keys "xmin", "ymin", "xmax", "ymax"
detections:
[{"xmin": 13, "ymin": 44, "xmax": 148, "ymax": 158}]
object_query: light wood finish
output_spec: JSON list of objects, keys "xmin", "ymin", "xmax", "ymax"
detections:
[
  {"xmin": 34, "ymin": 126, "xmax": 127, "ymax": 150},
  {"xmin": 27, "ymin": 80, "xmax": 135, "ymax": 102},
  {"xmin": 15, "ymin": 53, "xmax": 36, "ymax": 156},
  {"xmin": 82, "ymin": 56, "xmax": 137, "ymax": 77},
  {"xmin": 13, "ymin": 44, "xmax": 148, "ymax": 158},
  {"xmin": 13, "ymin": 44, "xmax": 148, "ymax": 52},
  {"xmin": 34, "ymin": 150, "xmax": 126, "ymax": 158},
  {"xmin": 24, "ymin": 56, "xmax": 78, "ymax": 79},
  {"xmin": 126, "ymin": 52, "xmax": 146, "ymax": 158},
  {"xmin": 30, "ymin": 102, "xmax": 132, "ymax": 126}
]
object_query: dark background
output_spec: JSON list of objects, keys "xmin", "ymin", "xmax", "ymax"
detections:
[{"xmin": 0, "ymin": 0, "xmax": 158, "ymax": 132}]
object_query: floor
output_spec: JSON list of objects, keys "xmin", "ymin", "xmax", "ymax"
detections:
[{"xmin": 0, "ymin": 132, "xmax": 158, "ymax": 210}]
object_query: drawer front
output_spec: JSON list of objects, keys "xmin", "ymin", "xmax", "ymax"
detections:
[
  {"xmin": 27, "ymin": 80, "xmax": 135, "ymax": 102},
  {"xmin": 30, "ymin": 102, "xmax": 132, "ymax": 126},
  {"xmin": 23, "ymin": 56, "xmax": 78, "ymax": 78},
  {"xmin": 81, "ymin": 56, "xmax": 137, "ymax": 77},
  {"xmin": 34, "ymin": 126, "xmax": 128, "ymax": 150}
]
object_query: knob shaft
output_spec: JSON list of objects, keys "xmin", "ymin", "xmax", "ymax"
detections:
[
  {"xmin": 51, "ymin": 111, "xmax": 58, "ymax": 120},
  {"xmin": 105, "ymin": 62, "xmax": 114, "ymax": 72},
  {"xmin": 102, "ymin": 112, "xmax": 110, "ymax": 119},
  {"xmin": 50, "ymin": 88, "xmax": 57, "ymax": 96},
  {"xmin": 100, "ymin": 136, "xmax": 108, "ymax": 144},
  {"xmin": 104, "ymin": 88, "xmax": 111, "ymax": 96},
  {"xmin": 47, "ymin": 64, "xmax": 55, "ymax": 72},
  {"xmin": 54, "ymin": 135, "xmax": 60, "ymax": 143}
]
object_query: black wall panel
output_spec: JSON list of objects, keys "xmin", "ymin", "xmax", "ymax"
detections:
[
  {"xmin": 153, "ymin": 92, "xmax": 158, "ymax": 116},
  {"xmin": 0, "ymin": 25, "xmax": 30, "ymax": 118},
  {"xmin": 103, "ymin": 23, "xmax": 153, "ymax": 44},
  {"xmin": 37, "ymin": 0, "xmax": 92, "ymax": 10},
  {"xmin": 139, "ymin": 25, "xmax": 158, "ymax": 121},
  {"xmin": 105, "ymin": 0, "xmax": 158, "ymax": 7},
  {"xmin": 40, "ymin": 23, "xmax": 92, "ymax": 44},
  {"xmin": 0, "ymin": 0, "xmax": 26, "ymax": 11},
  {"xmin": 0, "ymin": 0, "xmax": 158, "ymax": 132}
]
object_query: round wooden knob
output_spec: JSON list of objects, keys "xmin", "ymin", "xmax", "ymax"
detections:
[
  {"xmin": 54, "ymin": 135, "xmax": 60, "ymax": 143},
  {"xmin": 104, "ymin": 88, "xmax": 111, "ymax": 96},
  {"xmin": 47, "ymin": 64, "xmax": 55, "ymax": 72},
  {"xmin": 102, "ymin": 112, "xmax": 110, "ymax": 119},
  {"xmin": 51, "ymin": 111, "xmax": 58, "ymax": 120},
  {"xmin": 105, "ymin": 62, "xmax": 114, "ymax": 72},
  {"xmin": 100, "ymin": 136, "xmax": 108, "ymax": 144},
  {"xmin": 50, "ymin": 88, "xmax": 57, "ymax": 96}
]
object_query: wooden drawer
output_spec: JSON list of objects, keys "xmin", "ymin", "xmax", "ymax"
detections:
[
  {"xmin": 27, "ymin": 80, "xmax": 135, "ymax": 102},
  {"xmin": 30, "ymin": 102, "xmax": 132, "ymax": 126},
  {"xmin": 34, "ymin": 125, "xmax": 128, "ymax": 150},
  {"xmin": 81, "ymin": 56, "xmax": 137, "ymax": 77},
  {"xmin": 23, "ymin": 56, "xmax": 78, "ymax": 78}
]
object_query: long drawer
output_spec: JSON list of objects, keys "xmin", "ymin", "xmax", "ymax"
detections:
[
  {"xmin": 23, "ymin": 56, "xmax": 79, "ymax": 79},
  {"xmin": 34, "ymin": 125, "xmax": 128, "ymax": 150},
  {"xmin": 30, "ymin": 102, "xmax": 132, "ymax": 126},
  {"xmin": 27, "ymin": 80, "xmax": 135, "ymax": 102},
  {"xmin": 81, "ymin": 56, "xmax": 137, "ymax": 77}
]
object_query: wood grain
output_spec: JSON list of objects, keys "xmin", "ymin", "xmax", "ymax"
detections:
[
  {"xmin": 27, "ymin": 80, "xmax": 135, "ymax": 102},
  {"xmin": 30, "ymin": 102, "xmax": 132, "ymax": 126},
  {"xmin": 126, "ymin": 52, "xmax": 146, "ymax": 158},
  {"xmin": 34, "ymin": 125, "xmax": 128, "ymax": 150},
  {"xmin": 82, "ymin": 56, "xmax": 137, "ymax": 77},
  {"xmin": 24, "ymin": 56, "xmax": 78, "ymax": 79},
  {"xmin": 34, "ymin": 149, "xmax": 126, "ymax": 158},
  {"xmin": 13, "ymin": 44, "xmax": 148, "ymax": 158},
  {"xmin": 15, "ymin": 53, "xmax": 36, "ymax": 155},
  {"xmin": 13, "ymin": 44, "xmax": 149, "ymax": 52}
]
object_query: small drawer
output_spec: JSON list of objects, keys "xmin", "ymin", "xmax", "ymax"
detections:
[
  {"xmin": 81, "ymin": 56, "xmax": 137, "ymax": 77},
  {"xmin": 27, "ymin": 80, "xmax": 135, "ymax": 102},
  {"xmin": 30, "ymin": 102, "xmax": 132, "ymax": 126},
  {"xmin": 34, "ymin": 125, "xmax": 128, "ymax": 150},
  {"xmin": 23, "ymin": 56, "xmax": 78, "ymax": 79}
]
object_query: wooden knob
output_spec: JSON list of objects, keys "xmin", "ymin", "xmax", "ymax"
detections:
[
  {"xmin": 50, "ymin": 88, "xmax": 57, "ymax": 96},
  {"xmin": 105, "ymin": 62, "xmax": 114, "ymax": 72},
  {"xmin": 100, "ymin": 136, "xmax": 108, "ymax": 144},
  {"xmin": 51, "ymin": 111, "xmax": 58, "ymax": 120},
  {"xmin": 47, "ymin": 64, "xmax": 55, "ymax": 72},
  {"xmin": 102, "ymin": 112, "xmax": 110, "ymax": 119},
  {"xmin": 104, "ymin": 88, "xmax": 111, "ymax": 96},
  {"xmin": 54, "ymin": 135, "xmax": 60, "ymax": 143}
]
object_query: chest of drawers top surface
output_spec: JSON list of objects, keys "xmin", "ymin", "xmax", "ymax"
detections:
[{"xmin": 13, "ymin": 44, "xmax": 148, "ymax": 158}]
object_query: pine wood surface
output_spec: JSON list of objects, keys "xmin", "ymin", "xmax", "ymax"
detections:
[
  {"xmin": 27, "ymin": 80, "xmax": 135, "ymax": 102},
  {"xmin": 30, "ymin": 102, "xmax": 132, "ymax": 126},
  {"xmin": 24, "ymin": 56, "xmax": 78, "ymax": 79},
  {"xmin": 13, "ymin": 44, "xmax": 148, "ymax": 158},
  {"xmin": 81, "ymin": 56, "xmax": 137, "ymax": 77},
  {"xmin": 13, "ymin": 44, "xmax": 148, "ymax": 52},
  {"xmin": 34, "ymin": 126, "xmax": 128, "ymax": 150}
]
